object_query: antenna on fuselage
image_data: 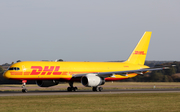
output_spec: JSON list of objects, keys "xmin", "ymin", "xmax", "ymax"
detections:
[
  {"xmin": 16, "ymin": 60, "xmax": 21, "ymax": 63},
  {"xmin": 55, "ymin": 59, "xmax": 63, "ymax": 62}
]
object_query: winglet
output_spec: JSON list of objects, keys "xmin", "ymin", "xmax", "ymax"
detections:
[{"xmin": 125, "ymin": 31, "xmax": 152, "ymax": 65}]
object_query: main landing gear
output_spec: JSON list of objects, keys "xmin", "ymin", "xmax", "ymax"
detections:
[
  {"xmin": 66, "ymin": 82, "xmax": 103, "ymax": 92},
  {"xmin": 67, "ymin": 82, "xmax": 78, "ymax": 92},
  {"xmin": 92, "ymin": 86, "xmax": 103, "ymax": 92},
  {"xmin": 22, "ymin": 80, "xmax": 28, "ymax": 93}
]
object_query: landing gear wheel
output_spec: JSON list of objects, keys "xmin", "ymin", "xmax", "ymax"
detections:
[
  {"xmin": 98, "ymin": 87, "xmax": 103, "ymax": 91},
  {"xmin": 22, "ymin": 89, "xmax": 27, "ymax": 93},
  {"xmin": 92, "ymin": 86, "xmax": 103, "ymax": 92},
  {"xmin": 67, "ymin": 87, "xmax": 78, "ymax": 92},
  {"xmin": 67, "ymin": 87, "xmax": 72, "ymax": 92},
  {"xmin": 93, "ymin": 87, "xmax": 97, "ymax": 91},
  {"xmin": 67, "ymin": 82, "xmax": 78, "ymax": 92},
  {"xmin": 73, "ymin": 87, "xmax": 78, "ymax": 91}
]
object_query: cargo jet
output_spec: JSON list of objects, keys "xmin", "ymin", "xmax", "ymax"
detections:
[{"xmin": 3, "ymin": 31, "xmax": 166, "ymax": 92}]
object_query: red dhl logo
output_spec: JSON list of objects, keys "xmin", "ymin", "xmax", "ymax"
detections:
[
  {"xmin": 133, "ymin": 51, "xmax": 146, "ymax": 55},
  {"xmin": 30, "ymin": 66, "xmax": 62, "ymax": 75}
]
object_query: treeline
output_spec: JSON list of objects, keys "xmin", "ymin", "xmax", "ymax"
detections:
[
  {"xmin": 0, "ymin": 61, "xmax": 180, "ymax": 84},
  {"xmin": 131, "ymin": 61, "xmax": 180, "ymax": 82}
]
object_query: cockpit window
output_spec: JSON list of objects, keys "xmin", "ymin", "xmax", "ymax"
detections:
[{"xmin": 8, "ymin": 67, "xmax": 20, "ymax": 70}]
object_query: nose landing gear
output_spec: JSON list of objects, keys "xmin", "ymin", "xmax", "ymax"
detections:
[{"xmin": 22, "ymin": 80, "xmax": 27, "ymax": 93}]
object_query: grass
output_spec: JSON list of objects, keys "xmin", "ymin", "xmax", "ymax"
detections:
[{"xmin": 0, "ymin": 93, "xmax": 180, "ymax": 112}]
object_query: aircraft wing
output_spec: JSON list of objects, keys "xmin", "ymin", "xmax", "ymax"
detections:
[{"xmin": 72, "ymin": 67, "xmax": 169, "ymax": 78}]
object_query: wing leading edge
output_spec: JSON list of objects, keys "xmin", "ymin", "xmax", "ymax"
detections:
[{"xmin": 72, "ymin": 67, "xmax": 169, "ymax": 78}]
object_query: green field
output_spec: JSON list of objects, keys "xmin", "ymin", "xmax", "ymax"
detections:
[{"xmin": 0, "ymin": 93, "xmax": 180, "ymax": 112}]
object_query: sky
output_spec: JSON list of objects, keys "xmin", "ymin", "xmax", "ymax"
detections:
[{"xmin": 0, "ymin": 0, "xmax": 180, "ymax": 64}]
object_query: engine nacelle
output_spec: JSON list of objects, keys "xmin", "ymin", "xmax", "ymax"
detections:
[
  {"xmin": 36, "ymin": 80, "xmax": 59, "ymax": 87},
  {"xmin": 81, "ymin": 74, "xmax": 105, "ymax": 87}
]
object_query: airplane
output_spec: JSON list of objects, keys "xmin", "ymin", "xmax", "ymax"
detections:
[{"xmin": 3, "ymin": 31, "xmax": 167, "ymax": 93}]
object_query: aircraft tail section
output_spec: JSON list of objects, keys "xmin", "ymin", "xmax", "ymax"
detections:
[{"xmin": 125, "ymin": 31, "xmax": 152, "ymax": 65}]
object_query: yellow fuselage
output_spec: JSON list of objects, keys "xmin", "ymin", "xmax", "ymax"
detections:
[{"xmin": 4, "ymin": 61, "xmax": 149, "ymax": 81}]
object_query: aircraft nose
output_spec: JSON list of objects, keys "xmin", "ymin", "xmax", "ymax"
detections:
[{"xmin": 3, "ymin": 71, "xmax": 10, "ymax": 79}]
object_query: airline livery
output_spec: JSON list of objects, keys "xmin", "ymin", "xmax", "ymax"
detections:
[{"xmin": 3, "ymin": 31, "xmax": 166, "ymax": 92}]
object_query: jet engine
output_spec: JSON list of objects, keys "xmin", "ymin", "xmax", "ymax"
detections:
[
  {"xmin": 81, "ymin": 74, "xmax": 105, "ymax": 87},
  {"xmin": 36, "ymin": 80, "xmax": 59, "ymax": 87}
]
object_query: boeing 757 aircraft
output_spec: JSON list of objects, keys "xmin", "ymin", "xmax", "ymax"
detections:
[{"xmin": 3, "ymin": 31, "xmax": 167, "ymax": 92}]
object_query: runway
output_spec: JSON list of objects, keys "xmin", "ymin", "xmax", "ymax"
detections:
[{"xmin": 1, "ymin": 89, "xmax": 180, "ymax": 96}]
